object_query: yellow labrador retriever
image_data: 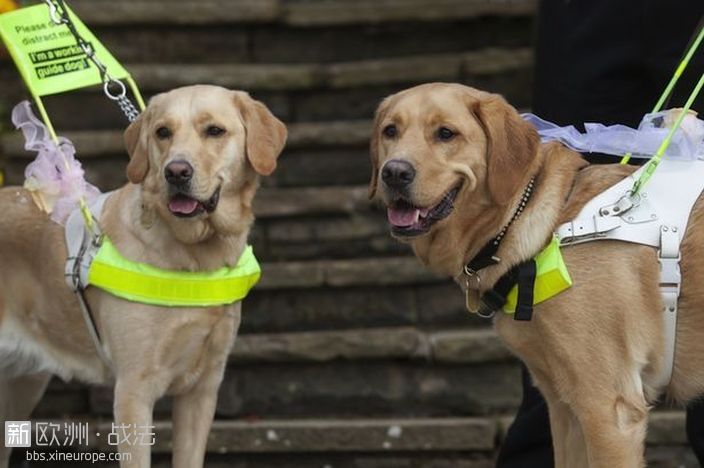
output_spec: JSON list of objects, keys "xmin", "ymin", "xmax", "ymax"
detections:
[
  {"xmin": 0, "ymin": 85, "xmax": 286, "ymax": 467},
  {"xmin": 369, "ymin": 82, "xmax": 704, "ymax": 468}
]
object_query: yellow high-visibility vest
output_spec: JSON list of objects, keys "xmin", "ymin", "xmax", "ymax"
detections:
[{"xmin": 88, "ymin": 238, "xmax": 261, "ymax": 307}]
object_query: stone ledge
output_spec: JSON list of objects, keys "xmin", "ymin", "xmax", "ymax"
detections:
[
  {"xmin": 127, "ymin": 48, "xmax": 531, "ymax": 91},
  {"xmin": 253, "ymin": 185, "xmax": 372, "ymax": 218},
  {"xmin": 1, "ymin": 120, "xmax": 372, "ymax": 159},
  {"xmin": 71, "ymin": 0, "xmax": 282, "ymax": 25},
  {"xmin": 70, "ymin": 0, "xmax": 536, "ymax": 26},
  {"xmin": 285, "ymin": 0, "xmax": 536, "ymax": 26},
  {"xmin": 0, "ymin": 48, "xmax": 531, "ymax": 99},
  {"xmin": 24, "ymin": 417, "xmax": 494, "ymax": 454},
  {"xmin": 233, "ymin": 327, "xmax": 512, "ymax": 364},
  {"xmin": 0, "ymin": 180, "xmax": 375, "ymax": 219},
  {"xmin": 19, "ymin": 412, "xmax": 687, "ymax": 455},
  {"xmin": 498, "ymin": 411, "xmax": 688, "ymax": 445},
  {"xmin": 258, "ymin": 255, "xmax": 443, "ymax": 289}
]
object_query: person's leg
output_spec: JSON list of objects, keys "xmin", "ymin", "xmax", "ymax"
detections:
[
  {"xmin": 496, "ymin": 365, "xmax": 554, "ymax": 468},
  {"xmin": 501, "ymin": 1, "xmax": 648, "ymax": 465},
  {"xmin": 686, "ymin": 400, "xmax": 704, "ymax": 466}
]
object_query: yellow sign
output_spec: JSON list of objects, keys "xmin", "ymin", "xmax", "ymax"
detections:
[{"xmin": 0, "ymin": 4, "xmax": 131, "ymax": 97}]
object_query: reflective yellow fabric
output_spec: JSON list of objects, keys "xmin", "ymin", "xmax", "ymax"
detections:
[
  {"xmin": 504, "ymin": 236, "xmax": 572, "ymax": 313},
  {"xmin": 88, "ymin": 238, "xmax": 261, "ymax": 307}
]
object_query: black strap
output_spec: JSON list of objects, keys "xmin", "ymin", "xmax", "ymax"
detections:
[
  {"xmin": 514, "ymin": 259, "xmax": 537, "ymax": 321},
  {"xmin": 477, "ymin": 260, "xmax": 537, "ymax": 321},
  {"xmin": 465, "ymin": 240, "xmax": 501, "ymax": 273}
]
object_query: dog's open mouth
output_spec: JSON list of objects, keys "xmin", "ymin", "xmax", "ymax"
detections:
[
  {"xmin": 168, "ymin": 186, "xmax": 221, "ymax": 218},
  {"xmin": 387, "ymin": 184, "xmax": 461, "ymax": 237}
]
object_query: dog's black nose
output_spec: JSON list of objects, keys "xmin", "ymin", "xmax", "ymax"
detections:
[
  {"xmin": 381, "ymin": 159, "xmax": 416, "ymax": 189},
  {"xmin": 164, "ymin": 160, "xmax": 193, "ymax": 186}
]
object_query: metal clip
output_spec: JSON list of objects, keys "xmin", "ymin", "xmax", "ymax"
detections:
[
  {"xmin": 465, "ymin": 286, "xmax": 481, "ymax": 314},
  {"xmin": 599, "ymin": 194, "xmax": 636, "ymax": 217},
  {"xmin": 103, "ymin": 78, "xmax": 127, "ymax": 100},
  {"xmin": 45, "ymin": 0, "xmax": 66, "ymax": 25}
]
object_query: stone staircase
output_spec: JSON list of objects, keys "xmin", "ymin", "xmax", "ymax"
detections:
[{"xmin": 0, "ymin": 1, "xmax": 694, "ymax": 466}]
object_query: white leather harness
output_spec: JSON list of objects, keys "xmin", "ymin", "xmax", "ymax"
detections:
[
  {"xmin": 65, "ymin": 192, "xmax": 112, "ymax": 291},
  {"xmin": 555, "ymin": 158, "xmax": 704, "ymax": 389},
  {"xmin": 64, "ymin": 192, "xmax": 113, "ymax": 370}
]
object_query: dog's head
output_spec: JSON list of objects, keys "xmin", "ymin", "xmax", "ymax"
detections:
[
  {"xmin": 124, "ymin": 85, "xmax": 287, "ymax": 243},
  {"xmin": 369, "ymin": 83, "xmax": 539, "ymax": 248}
]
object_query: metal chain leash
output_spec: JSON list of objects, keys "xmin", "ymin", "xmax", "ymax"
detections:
[{"xmin": 44, "ymin": 0, "xmax": 140, "ymax": 122}]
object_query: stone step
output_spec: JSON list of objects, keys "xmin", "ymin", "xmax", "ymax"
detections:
[
  {"xmin": 1, "ymin": 120, "xmax": 372, "ymax": 159},
  {"xmin": 255, "ymin": 185, "xmax": 372, "ymax": 218},
  {"xmin": 0, "ymin": 47, "xmax": 532, "ymax": 130},
  {"xmin": 241, "ymin": 281, "xmax": 481, "ymax": 335},
  {"xmin": 0, "ymin": 47, "xmax": 531, "ymax": 95},
  {"xmin": 1, "ymin": 120, "xmax": 375, "ymax": 189},
  {"xmin": 69, "ymin": 0, "xmax": 536, "ymax": 26},
  {"xmin": 250, "ymin": 211, "xmax": 408, "ymax": 262},
  {"xmin": 258, "ymin": 256, "xmax": 440, "ymax": 289},
  {"xmin": 496, "ymin": 411, "xmax": 690, "ymax": 447},
  {"xmin": 85, "ymin": 361, "xmax": 523, "ymax": 418},
  {"xmin": 11, "ymin": 454, "xmax": 496, "ymax": 468},
  {"xmin": 232, "ymin": 327, "xmax": 511, "ymax": 365},
  {"xmin": 70, "ymin": 8, "xmax": 533, "ymax": 65},
  {"xmin": 0, "ymin": 49, "xmax": 533, "ymax": 132},
  {"xmin": 123, "ymin": 48, "xmax": 532, "ymax": 92},
  {"xmin": 11, "ymin": 412, "xmax": 689, "ymax": 465}
]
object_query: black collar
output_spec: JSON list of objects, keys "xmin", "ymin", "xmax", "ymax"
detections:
[
  {"xmin": 462, "ymin": 177, "xmax": 537, "ymax": 321},
  {"xmin": 464, "ymin": 177, "xmax": 535, "ymax": 276}
]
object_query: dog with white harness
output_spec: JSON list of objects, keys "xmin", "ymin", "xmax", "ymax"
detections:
[{"xmin": 369, "ymin": 82, "xmax": 704, "ymax": 468}]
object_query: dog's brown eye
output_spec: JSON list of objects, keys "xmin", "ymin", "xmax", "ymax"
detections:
[
  {"xmin": 437, "ymin": 127, "xmax": 456, "ymax": 141},
  {"xmin": 155, "ymin": 127, "xmax": 171, "ymax": 140},
  {"xmin": 382, "ymin": 124, "xmax": 397, "ymax": 138},
  {"xmin": 206, "ymin": 125, "xmax": 226, "ymax": 137}
]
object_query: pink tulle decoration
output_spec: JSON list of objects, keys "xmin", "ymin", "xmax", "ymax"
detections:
[{"xmin": 12, "ymin": 101, "xmax": 100, "ymax": 225}]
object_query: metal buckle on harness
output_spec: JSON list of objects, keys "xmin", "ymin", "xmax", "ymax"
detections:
[
  {"xmin": 599, "ymin": 194, "xmax": 636, "ymax": 217},
  {"xmin": 658, "ymin": 225, "xmax": 681, "ymax": 312},
  {"xmin": 557, "ymin": 215, "xmax": 622, "ymax": 246},
  {"xmin": 68, "ymin": 228, "xmax": 103, "ymax": 293},
  {"xmin": 464, "ymin": 268, "xmax": 481, "ymax": 315}
]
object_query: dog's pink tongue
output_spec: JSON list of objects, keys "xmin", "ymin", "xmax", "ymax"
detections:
[
  {"xmin": 387, "ymin": 207, "xmax": 420, "ymax": 227},
  {"xmin": 169, "ymin": 197, "xmax": 199, "ymax": 214}
]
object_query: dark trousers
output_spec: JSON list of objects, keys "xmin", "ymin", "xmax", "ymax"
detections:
[
  {"xmin": 497, "ymin": 366, "xmax": 704, "ymax": 467},
  {"xmin": 498, "ymin": 0, "xmax": 704, "ymax": 466}
]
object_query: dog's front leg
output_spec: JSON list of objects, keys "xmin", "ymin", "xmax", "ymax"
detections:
[
  {"xmin": 171, "ymin": 377, "xmax": 222, "ymax": 468},
  {"xmin": 531, "ymin": 374, "xmax": 588, "ymax": 468},
  {"xmin": 574, "ymin": 392, "xmax": 648, "ymax": 468},
  {"xmin": 170, "ymin": 324, "xmax": 233, "ymax": 468},
  {"xmin": 113, "ymin": 378, "xmax": 158, "ymax": 468}
]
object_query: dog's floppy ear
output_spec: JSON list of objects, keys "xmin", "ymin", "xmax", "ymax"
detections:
[
  {"xmin": 472, "ymin": 94, "xmax": 539, "ymax": 205},
  {"xmin": 234, "ymin": 92, "xmax": 287, "ymax": 176},
  {"xmin": 369, "ymin": 96, "xmax": 392, "ymax": 199},
  {"xmin": 124, "ymin": 113, "xmax": 149, "ymax": 184}
]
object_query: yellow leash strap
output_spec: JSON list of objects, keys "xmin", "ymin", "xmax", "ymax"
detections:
[
  {"xmin": 88, "ymin": 239, "xmax": 262, "ymax": 307},
  {"xmin": 630, "ymin": 71, "xmax": 704, "ymax": 196},
  {"xmin": 621, "ymin": 19, "xmax": 704, "ymax": 164}
]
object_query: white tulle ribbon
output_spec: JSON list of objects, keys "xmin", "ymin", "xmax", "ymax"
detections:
[
  {"xmin": 12, "ymin": 101, "xmax": 100, "ymax": 225},
  {"xmin": 522, "ymin": 111, "xmax": 704, "ymax": 160}
]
